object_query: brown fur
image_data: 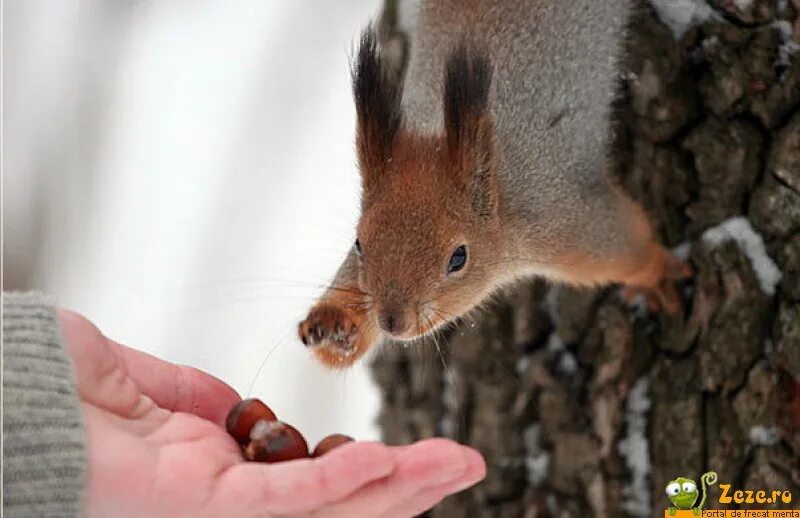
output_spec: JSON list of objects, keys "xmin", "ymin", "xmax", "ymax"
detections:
[{"xmin": 299, "ymin": 11, "xmax": 690, "ymax": 368}]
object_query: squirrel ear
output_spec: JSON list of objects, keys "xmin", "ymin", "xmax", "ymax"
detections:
[
  {"xmin": 443, "ymin": 43, "xmax": 497, "ymax": 219},
  {"xmin": 352, "ymin": 27, "xmax": 403, "ymax": 188}
]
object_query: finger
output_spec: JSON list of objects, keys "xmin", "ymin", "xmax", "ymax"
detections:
[
  {"xmin": 377, "ymin": 447, "xmax": 486, "ymax": 518},
  {"xmin": 58, "ymin": 309, "xmax": 144, "ymax": 415},
  {"xmin": 310, "ymin": 438, "xmax": 471, "ymax": 518},
  {"xmin": 211, "ymin": 441, "xmax": 395, "ymax": 516},
  {"xmin": 117, "ymin": 344, "xmax": 240, "ymax": 425},
  {"xmin": 58, "ymin": 309, "xmax": 240, "ymax": 425}
]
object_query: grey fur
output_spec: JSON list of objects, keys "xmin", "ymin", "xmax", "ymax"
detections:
[{"xmin": 400, "ymin": 0, "xmax": 636, "ymax": 264}]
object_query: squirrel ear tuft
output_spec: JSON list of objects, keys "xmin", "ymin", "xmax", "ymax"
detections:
[
  {"xmin": 444, "ymin": 43, "xmax": 492, "ymax": 150},
  {"xmin": 352, "ymin": 27, "xmax": 403, "ymax": 185},
  {"xmin": 443, "ymin": 43, "xmax": 496, "ymax": 218}
]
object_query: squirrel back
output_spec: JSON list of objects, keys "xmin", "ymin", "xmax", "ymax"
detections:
[{"xmin": 402, "ymin": 0, "xmax": 631, "ymax": 193}]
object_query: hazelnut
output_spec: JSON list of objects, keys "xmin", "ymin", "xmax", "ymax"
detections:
[
  {"xmin": 311, "ymin": 434, "xmax": 354, "ymax": 457},
  {"xmin": 226, "ymin": 399, "xmax": 277, "ymax": 444},
  {"xmin": 244, "ymin": 420, "xmax": 310, "ymax": 463}
]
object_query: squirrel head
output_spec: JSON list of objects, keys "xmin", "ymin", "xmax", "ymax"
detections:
[{"xmin": 350, "ymin": 29, "xmax": 503, "ymax": 341}]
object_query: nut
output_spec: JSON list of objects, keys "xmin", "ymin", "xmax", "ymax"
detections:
[
  {"xmin": 311, "ymin": 434, "xmax": 354, "ymax": 457},
  {"xmin": 226, "ymin": 399, "xmax": 277, "ymax": 444},
  {"xmin": 244, "ymin": 420, "xmax": 310, "ymax": 463}
]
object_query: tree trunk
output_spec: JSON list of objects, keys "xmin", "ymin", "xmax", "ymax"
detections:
[{"xmin": 371, "ymin": 1, "xmax": 800, "ymax": 516}]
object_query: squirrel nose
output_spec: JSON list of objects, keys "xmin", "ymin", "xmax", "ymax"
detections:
[{"xmin": 378, "ymin": 310, "xmax": 407, "ymax": 336}]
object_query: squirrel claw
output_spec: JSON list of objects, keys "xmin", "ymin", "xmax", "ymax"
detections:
[
  {"xmin": 664, "ymin": 253, "xmax": 693, "ymax": 280},
  {"xmin": 622, "ymin": 255, "xmax": 693, "ymax": 314},
  {"xmin": 298, "ymin": 305, "xmax": 358, "ymax": 353},
  {"xmin": 622, "ymin": 281, "xmax": 681, "ymax": 313}
]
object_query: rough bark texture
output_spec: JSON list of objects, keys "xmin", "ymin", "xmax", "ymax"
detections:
[{"xmin": 371, "ymin": 2, "xmax": 800, "ymax": 516}]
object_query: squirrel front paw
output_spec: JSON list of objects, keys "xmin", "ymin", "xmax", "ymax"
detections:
[
  {"xmin": 622, "ymin": 252, "xmax": 693, "ymax": 313},
  {"xmin": 298, "ymin": 303, "xmax": 375, "ymax": 368},
  {"xmin": 299, "ymin": 304, "xmax": 358, "ymax": 351}
]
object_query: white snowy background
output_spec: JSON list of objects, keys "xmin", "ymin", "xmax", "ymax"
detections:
[{"xmin": 4, "ymin": 0, "xmax": 384, "ymax": 444}]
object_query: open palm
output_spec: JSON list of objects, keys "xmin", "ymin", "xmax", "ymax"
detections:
[{"xmin": 59, "ymin": 310, "xmax": 485, "ymax": 518}]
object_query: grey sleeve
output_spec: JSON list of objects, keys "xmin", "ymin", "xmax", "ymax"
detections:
[{"xmin": 2, "ymin": 292, "xmax": 87, "ymax": 517}]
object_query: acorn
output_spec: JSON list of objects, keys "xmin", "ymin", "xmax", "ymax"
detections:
[
  {"xmin": 226, "ymin": 399, "xmax": 277, "ymax": 444},
  {"xmin": 311, "ymin": 434, "xmax": 355, "ymax": 457},
  {"xmin": 244, "ymin": 420, "xmax": 310, "ymax": 463}
]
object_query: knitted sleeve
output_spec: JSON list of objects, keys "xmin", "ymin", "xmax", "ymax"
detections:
[{"xmin": 2, "ymin": 292, "xmax": 87, "ymax": 517}]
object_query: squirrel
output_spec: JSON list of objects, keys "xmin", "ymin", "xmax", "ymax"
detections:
[{"xmin": 298, "ymin": 0, "xmax": 692, "ymax": 368}]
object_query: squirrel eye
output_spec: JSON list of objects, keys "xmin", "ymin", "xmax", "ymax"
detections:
[
  {"xmin": 354, "ymin": 239, "xmax": 363, "ymax": 258},
  {"xmin": 447, "ymin": 245, "xmax": 468, "ymax": 274}
]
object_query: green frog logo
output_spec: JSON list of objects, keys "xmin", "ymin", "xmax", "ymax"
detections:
[{"xmin": 666, "ymin": 471, "xmax": 718, "ymax": 516}]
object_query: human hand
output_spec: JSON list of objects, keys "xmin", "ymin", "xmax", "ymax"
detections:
[{"xmin": 59, "ymin": 310, "xmax": 485, "ymax": 517}]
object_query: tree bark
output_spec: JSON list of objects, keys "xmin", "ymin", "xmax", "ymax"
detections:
[{"xmin": 371, "ymin": 1, "xmax": 800, "ymax": 516}]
